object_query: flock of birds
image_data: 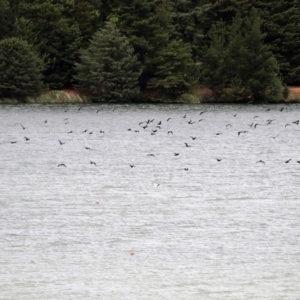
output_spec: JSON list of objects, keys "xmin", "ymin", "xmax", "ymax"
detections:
[{"xmin": 7, "ymin": 104, "xmax": 300, "ymax": 171}]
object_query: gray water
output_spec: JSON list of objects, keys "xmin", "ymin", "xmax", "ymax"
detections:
[{"xmin": 1, "ymin": 103, "xmax": 300, "ymax": 300}]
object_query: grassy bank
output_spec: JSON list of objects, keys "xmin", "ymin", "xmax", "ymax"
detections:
[
  {"xmin": 0, "ymin": 90, "xmax": 91, "ymax": 104},
  {"xmin": 1, "ymin": 86, "xmax": 300, "ymax": 104}
]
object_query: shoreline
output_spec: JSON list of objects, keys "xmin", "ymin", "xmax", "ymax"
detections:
[{"xmin": 1, "ymin": 87, "xmax": 300, "ymax": 105}]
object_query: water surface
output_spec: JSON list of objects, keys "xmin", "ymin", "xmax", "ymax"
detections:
[{"xmin": 1, "ymin": 104, "xmax": 300, "ymax": 299}]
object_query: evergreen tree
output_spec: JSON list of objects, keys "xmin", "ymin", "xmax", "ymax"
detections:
[
  {"xmin": 0, "ymin": 37, "xmax": 44, "ymax": 98},
  {"xmin": 228, "ymin": 9, "xmax": 283, "ymax": 101},
  {"xmin": 74, "ymin": 22, "xmax": 141, "ymax": 102},
  {"xmin": 254, "ymin": 0, "xmax": 300, "ymax": 85},
  {"xmin": 19, "ymin": 0, "xmax": 82, "ymax": 89},
  {"xmin": 172, "ymin": 0, "xmax": 211, "ymax": 60},
  {"xmin": 117, "ymin": 0, "xmax": 172, "ymax": 88},
  {"xmin": 201, "ymin": 22, "xmax": 228, "ymax": 97},
  {"xmin": 202, "ymin": 8, "xmax": 283, "ymax": 102},
  {"xmin": 74, "ymin": 0, "xmax": 102, "ymax": 48},
  {"xmin": 149, "ymin": 39, "xmax": 199, "ymax": 98},
  {"xmin": 0, "ymin": 0, "xmax": 13, "ymax": 39}
]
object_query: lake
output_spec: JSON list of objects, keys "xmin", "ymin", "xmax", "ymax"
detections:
[{"xmin": 1, "ymin": 103, "xmax": 300, "ymax": 299}]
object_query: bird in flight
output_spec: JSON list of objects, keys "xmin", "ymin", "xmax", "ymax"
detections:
[
  {"xmin": 20, "ymin": 124, "xmax": 25, "ymax": 130},
  {"xmin": 90, "ymin": 161, "xmax": 97, "ymax": 166},
  {"xmin": 58, "ymin": 140, "xmax": 65, "ymax": 145},
  {"xmin": 256, "ymin": 160, "xmax": 265, "ymax": 164},
  {"xmin": 184, "ymin": 143, "xmax": 191, "ymax": 147},
  {"xmin": 57, "ymin": 163, "xmax": 66, "ymax": 167}
]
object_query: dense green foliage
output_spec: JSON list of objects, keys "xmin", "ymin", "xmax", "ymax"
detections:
[
  {"xmin": 74, "ymin": 22, "xmax": 141, "ymax": 102},
  {"xmin": 0, "ymin": 0, "xmax": 299, "ymax": 101},
  {"xmin": 202, "ymin": 9, "xmax": 283, "ymax": 102},
  {"xmin": 0, "ymin": 37, "xmax": 44, "ymax": 98}
]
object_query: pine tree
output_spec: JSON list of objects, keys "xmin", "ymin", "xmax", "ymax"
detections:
[
  {"xmin": 0, "ymin": 0, "xmax": 13, "ymax": 39},
  {"xmin": 149, "ymin": 39, "xmax": 199, "ymax": 98},
  {"xmin": 201, "ymin": 22, "xmax": 228, "ymax": 97},
  {"xmin": 172, "ymin": 0, "xmax": 211, "ymax": 60},
  {"xmin": 202, "ymin": 8, "xmax": 284, "ymax": 102},
  {"xmin": 228, "ymin": 9, "xmax": 283, "ymax": 101},
  {"xmin": 255, "ymin": 0, "xmax": 300, "ymax": 84},
  {"xmin": 117, "ymin": 0, "xmax": 172, "ymax": 88},
  {"xmin": 19, "ymin": 0, "xmax": 82, "ymax": 89},
  {"xmin": 74, "ymin": 22, "xmax": 141, "ymax": 102},
  {"xmin": 0, "ymin": 37, "xmax": 44, "ymax": 98}
]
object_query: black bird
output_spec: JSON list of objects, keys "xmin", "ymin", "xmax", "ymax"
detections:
[
  {"xmin": 97, "ymin": 110, "xmax": 101, "ymax": 113},
  {"xmin": 280, "ymin": 107, "xmax": 285, "ymax": 111},
  {"xmin": 58, "ymin": 140, "xmax": 65, "ymax": 145},
  {"xmin": 183, "ymin": 114, "xmax": 186, "ymax": 118},
  {"xmin": 20, "ymin": 124, "xmax": 25, "ymax": 130},
  {"xmin": 216, "ymin": 158, "xmax": 222, "ymax": 162},
  {"xmin": 256, "ymin": 160, "xmax": 265, "ymax": 164},
  {"xmin": 82, "ymin": 129, "xmax": 88, "ymax": 133},
  {"xmin": 142, "ymin": 125, "xmax": 148, "ymax": 129},
  {"xmin": 89, "ymin": 132, "xmax": 93, "ymax": 134},
  {"xmin": 198, "ymin": 119, "xmax": 204, "ymax": 122},
  {"xmin": 147, "ymin": 154, "xmax": 155, "ymax": 157},
  {"xmin": 10, "ymin": 141, "xmax": 17, "ymax": 144},
  {"xmin": 78, "ymin": 106, "xmax": 83, "ymax": 111},
  {"xmin": 58, "ymin": 164, "xmax": 66, "ymax": 167},
  {"xmin": 254, "ymin": 116, "xmax": 259, "ymax": 119},
  {"xmin": 100, "ymin": 130, "xmax": 105, "ymax": 133},
  {"xmin": 285, "ymin": 159, "xmax": 291, "ymax": 163},
  {"xmin": 184, "ymin": 168, "xmax": 189, "ymax": 171},
  {"xmin": 199, "ymin": 111, "xmax": 206, "ymax": 115},
  {"xmin": 297, "ymin": 161, "xmax": 300, "ymax": 164},
  {"xmin": 158, "ymin": 121, "xmax": 162, "ymax": 125},
  {"xmin": 233, "ymin": 114, "xmax": 237, "ymax": 117},
  {"xmin": 24, "ymin": 137, "xmax": 30, "ymax": 141},
  {"xmin": 128, "ymin": 128, "xmax": 132, "ymax": 131},
  {"xmin": 68, "ymin": 131, "xmax": 73, "ymax": 134},
  {"xmin": 292, "ymin": 120, "xmax": 299, "ymax": 125},
  {"xmin": 254, "ymin": 123, "xmax": 260, "ymax": 128},
  {"xmin": 168, "ymin": 131, "xmax": 173, "ymax": 135},
  {"xmin": 174, "ymin": 153, "xmax": 179, "ymax": 156},
  {"xmin": 226, "ymin": 124, "xmax": 232, "ymax": 127},
  {"xmin": 130, "ymin": 165, "xmax": 135, "ymax": 168},
  {"xmin": 184, "ymin": 143, "xmax": 191, "ymax": 147},
  {"xmin": 216, "ymin": 132, "xmax": 222, "ymax": 135},
  {"xmin": 285, "ymin": 124, "xmax": 291, "ymax": 127},
  {"xmin": 238, "ymin": 131, "xmax": 248, "ymax": 136},
  {"xmin": 90, "ymin": 161, "xmax": 97, "ymax": 166},
  {"xmin": 44, "ymin": 120, "xmax": 47, "ymax": 123},
  {"xmin": 84, "ymin": 147, "xmax": 91, "ymax": 150},
  {"xmin": 190, "ymin": 136, "xmax": 196, "ymax": 140},
  {"xmin": 134, "ymin": 130, "xmax": 139, "ymax": 133},
  {"xmin": 167, "ymin": 118, "xmax": 171, "ymax": 121},
  {"xmin": 188, "ymin": 120, "xmax": 195, "ymax": 124}
]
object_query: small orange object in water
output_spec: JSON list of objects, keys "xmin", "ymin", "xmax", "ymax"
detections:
[
  {"xmin": 95, "ymin": 201, "xmax": 99, "ymax": 204},
  {"xmin": 130, "ymin": 252, "xmax": 134, "ymax": 256}
]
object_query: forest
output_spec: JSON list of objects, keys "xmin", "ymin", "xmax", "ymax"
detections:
[{"xmin": 0, "ymin": 0, "xmax": 300, "ymax": 103}]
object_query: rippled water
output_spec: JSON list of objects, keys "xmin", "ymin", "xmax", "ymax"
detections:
[{"xmin": 1, "ymin": 103, "xmax": 300, "ymax": 299}]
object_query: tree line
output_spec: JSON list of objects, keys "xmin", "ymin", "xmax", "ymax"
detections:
[{"xmin": 0, "ymin": 0, "xmax": 299, "ymax": 102}]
